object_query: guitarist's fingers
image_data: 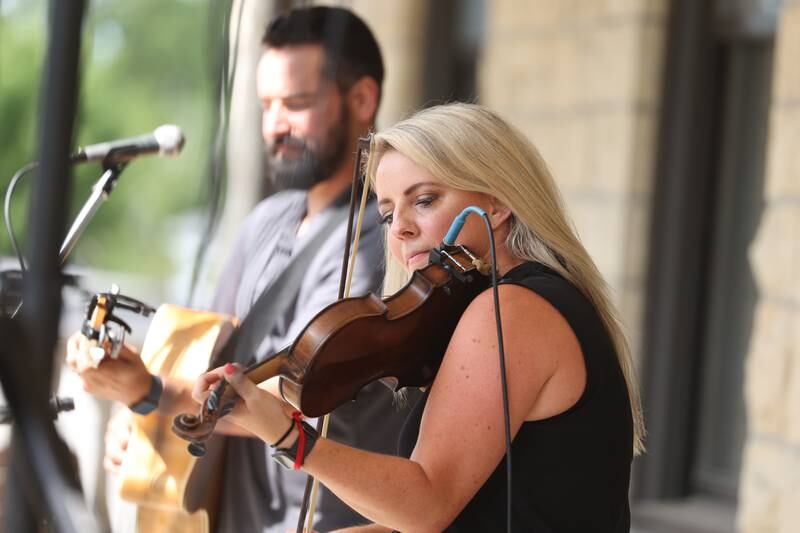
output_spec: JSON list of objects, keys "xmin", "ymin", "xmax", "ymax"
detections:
[
  {"xmin": 103, "ymin": 454, "xmax": 121, "ymax": 473},
  {"xmin": 114, "ymin": 342, "xmax": 141, "ymax": 362},
  {"xmin": 65, "ymin": 332, "xmax": 87, "ymax": 372},
  {"xmin": 104, "ymin": 411, "xmax": 131, "ymax": 474},
  {"xmin": 67, "ymin": 333, "xmax": 102, "ymax": 373}
]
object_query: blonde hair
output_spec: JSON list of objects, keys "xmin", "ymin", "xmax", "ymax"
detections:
[{"xmin": 366, "ymin": 103, "xmax": 645, "ymax": 455}]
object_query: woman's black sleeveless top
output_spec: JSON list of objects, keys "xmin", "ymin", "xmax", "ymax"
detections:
[{"xmin": 397, "ymin": 262, "xmax": 633, "ymax": 532}]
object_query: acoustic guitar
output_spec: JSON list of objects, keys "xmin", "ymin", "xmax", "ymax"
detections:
[{"xmin": 85, "ymin": 297, "xmax": 235, "ymax": 532}]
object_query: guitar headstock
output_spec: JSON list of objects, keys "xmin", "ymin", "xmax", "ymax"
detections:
[{"xmin": 81, "ymin": 284, "xmax": 155, "ymax": 366}]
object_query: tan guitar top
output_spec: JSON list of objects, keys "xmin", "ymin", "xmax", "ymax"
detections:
[{"xmin": 117, "ymin": 304, "xmax": 235, "ymax": 533}]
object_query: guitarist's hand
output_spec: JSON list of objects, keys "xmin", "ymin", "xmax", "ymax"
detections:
[
  {"xmin": 193, "ymin": 363, "xmax": 297, "ymax": 446},
  {"xmin": 103, "ymin": 409, "xmax": 132, "ymax": 473},
  {"xmin": 66, "ymin": 332, "xmax": 153, "ymax": 407}
]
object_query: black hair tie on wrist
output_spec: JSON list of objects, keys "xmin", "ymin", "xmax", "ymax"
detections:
[{"xmin": 271, "ymin": 416, "xmax": 295, "ymax": 448}]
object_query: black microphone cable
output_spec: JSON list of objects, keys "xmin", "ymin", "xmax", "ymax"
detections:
[
  {"xmin": 3, "ymin": 162, "xmax": 38, "ymax": 275},
  {"xmin": 443, "ymin": 206, "xmax": 512, "ymax": 533}
]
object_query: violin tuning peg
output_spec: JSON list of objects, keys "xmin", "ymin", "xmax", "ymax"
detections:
[
  {"xmin": 207, "ymin": 394, "xmax": 218, "ymax": 412},
  {"xmin": 187, "ymin": 442, "xmax": 206, "ymax": 457}
]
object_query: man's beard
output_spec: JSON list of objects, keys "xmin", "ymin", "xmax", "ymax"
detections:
[{"xmin": 266, "ymin": 106, "xmax": 350, "ymax": 191}]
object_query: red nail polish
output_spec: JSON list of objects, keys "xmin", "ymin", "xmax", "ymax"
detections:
[{"xmin": 224, "ymin": 363, "xmax": 235, "ymax": 375}]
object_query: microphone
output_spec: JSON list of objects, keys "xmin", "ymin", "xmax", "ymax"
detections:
[{"xmin": 70, "ymin": 124, "xmax": 185, "ymax": 165}]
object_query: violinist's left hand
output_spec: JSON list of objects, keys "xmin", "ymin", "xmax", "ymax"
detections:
[{"xmin": 192, "ymin": 363, "xmax": 297, "ymax": 445}]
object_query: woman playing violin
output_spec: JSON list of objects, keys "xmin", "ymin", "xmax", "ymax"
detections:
[{"xmin": 194, "ymin": 103, "xmax": 645, "ymax": 532}]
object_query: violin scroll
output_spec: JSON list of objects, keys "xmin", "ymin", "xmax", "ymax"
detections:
[{"xmin": 172, "ymin": 380, "xmax": 238, "ymax": 457}]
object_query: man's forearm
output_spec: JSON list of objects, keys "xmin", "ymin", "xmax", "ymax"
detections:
[{"xmin": 157, "ymin": 377, "xmax": 199, "ymax": 416}]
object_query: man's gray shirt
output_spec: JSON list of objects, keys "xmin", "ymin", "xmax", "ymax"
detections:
[{"xmin": 210, "ymin": 190, "xmax": 409, "ymax": 532}]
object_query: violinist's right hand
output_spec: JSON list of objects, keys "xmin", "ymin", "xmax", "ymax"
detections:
[
  {"xmin": 103, "ymin": 409, "xmax": 132, "ymax": 474},
  {"xmin": 66, "ymin": 331, "xmax": 152, "ymax": 406}
]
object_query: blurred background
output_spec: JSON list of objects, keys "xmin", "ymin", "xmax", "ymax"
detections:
[{"xmin": 1, "ymin": 0, "xmax": 798, "ymax": 532}]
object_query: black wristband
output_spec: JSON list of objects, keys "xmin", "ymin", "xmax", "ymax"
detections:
[
  {"xmin": 271, "ymin": 420, "xmax": 319, "ymax": 470},
  {"xmin": 270, "ymin": 416, "xmax": 295, "ymax": 448},
  {"xmin": 129, "ymin": 375, "xmax": 162, "ymax": 415}
]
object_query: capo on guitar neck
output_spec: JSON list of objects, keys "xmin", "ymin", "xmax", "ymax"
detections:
[{"xmin": 82, "ymin": 284, "xmax": 156, "ymax": 365}]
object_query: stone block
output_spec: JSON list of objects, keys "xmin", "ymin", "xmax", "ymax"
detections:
[
  {"xmin": 777, "ymin": 467, "xmax": 800, "ymax": 533},
  {"xmin": 351, "ymin": 0, "xmax": 426, "ymax": 42},
  {"xmin": 567, "ymin": 196, "xmax": 627, "ymax": 280},
  {"xmin": 515, "ymin": 115, "xmax": 585, "ymax": 193},
  {"xmin": 749, "ymin": 205, "xmax": 799, "ymax": 301},
  {"xmin": 738, "ymin": 434, "xmax": 800, "ymax": 533},
  {"xmin": 489, "ymin": 0, "xmax": 565, "ymax": 35},
  {"xmin": 772, "ymin": 4, "xmax": 800, "ymax": 104},
  {"xmin": 573, "ymin": 23, "xmax": 644, "ymax": 107},
  {"xmin": 569, "ymin": 0, "xmax": 664, "ymax": 21},
  {"xmin": 764, "ymin": 107, "xmax": 800, "ymax": 201},
  {"xmin": 581, "ymin": 111, "xmax": 636, "ymax": 193},
  {"xmin": 786, "ymin": 310, "xmax": 800, "ymax": 445},
  {"xmin": 744, "ymin": 301, "xmax": 792, "ymax": 436},
  {"xmin": 738, "ymin": 437, "xmax": 783, "ymax": 532},
  {"xmin": 483, "ymin": 33, "xmax": 573, "ymax": 116},
  {"xmin": 353, "ymin": 0, "xmax": 427, "ymax": 127}
]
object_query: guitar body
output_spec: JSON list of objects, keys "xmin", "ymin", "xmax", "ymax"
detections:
[{"xmin": 117, "ymin": 304, "xmax": 236, "ymax": 533}]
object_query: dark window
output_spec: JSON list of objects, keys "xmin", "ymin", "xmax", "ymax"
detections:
[
  {"xmin": 422, "ymin": 0, "xmax": 485, "ymax": 105},
  {"xmin": 633, "ymin": 0, "xmax": 775, "ymax": 531}
]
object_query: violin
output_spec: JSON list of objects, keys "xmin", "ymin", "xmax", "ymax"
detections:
[{"xmin": 171, "ymin": 244, "xmax": 491, "ymax": 455}]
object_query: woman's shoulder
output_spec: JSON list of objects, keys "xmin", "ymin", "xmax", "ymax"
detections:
[
  {"xmin": 463, "ymin": 261, "xmax": 574, "ymax": 322},
  {"xmin": 462, "ymin": 273, "xmax": 578, "ymax": 345},
  {"xmin": 453, "ymin": 260, "xmax": 595, "ymax": 372},
  {"xmin": 454, "ymin": 270, "xmax": 580, "ymax": 372},
  {"xmin": 498, "ymin": 261, "xmax": 598, "ymax": 330}
]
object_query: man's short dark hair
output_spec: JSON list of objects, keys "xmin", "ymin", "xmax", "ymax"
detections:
[{"xmin": 263, "ymin": 6, "xmax": 384, "ymax": 97}]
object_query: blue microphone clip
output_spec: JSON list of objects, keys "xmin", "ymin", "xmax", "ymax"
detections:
[{"xmin": 442, "ymin": 206, "xmax": 487, "ymax": 245}]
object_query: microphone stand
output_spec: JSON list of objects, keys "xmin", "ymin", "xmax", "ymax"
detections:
[
  {"xmin": 0, "ymin": 395, "xmax": 75, "ymax": 425},
  {"xmin": 2, "ymin": 0, "xmax": 99, "ymax": 530},
  {"xmin": 5, "ymin": 163, "xmax": 127, "ymax": 320},
  {"xmin": 59, "ymin": 163, "xmax": 127, "ymax": 264},
  {"xmin": 0, "ymin": 161, "xmax": 124, "ymax": 527},
  {"xmin": 1, "ymin": 162, "xmax": 127, "ymax": 430}
]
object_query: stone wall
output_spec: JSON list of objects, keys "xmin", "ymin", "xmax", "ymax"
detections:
[
  {"xmin": 480, "ymin": 0, "xmax": 669, "ymax": 356},
  {"xmin": 349, "ymin": 0, "xmax": 428, "ymax": 128},
  {"xmin": 739, "ymin": 2, "xmax": 800, "ymax": 531}
]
